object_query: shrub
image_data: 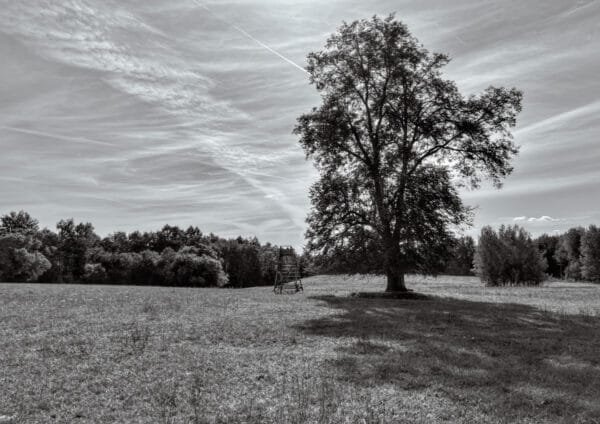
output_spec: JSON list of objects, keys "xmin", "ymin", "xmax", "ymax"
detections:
[
  {"xmin": 165, "ymin": 251, "xmax": 228, "ymax": 287},
  {"xmin": 581, "ymin": 225, "xmax": 600, "ymax": 282},
  {"xmin": 0, "ymin": 233, "xmax": 51, "ymax": 282},
  {"xmin": 10, "ymin": 248, "xmax": 51, "ymax": 281},
  {"xmin": 83, "ymin": 263, "xmax": 108, "ymax": 284},
  {"xmin": 474, "ymin": 225, "xmax": 547, "ymax": 286}
]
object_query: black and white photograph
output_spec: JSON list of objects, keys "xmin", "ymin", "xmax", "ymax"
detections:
[{"xmin": 1, "ymin": 1, "xmax": 599, "ymax": 422}]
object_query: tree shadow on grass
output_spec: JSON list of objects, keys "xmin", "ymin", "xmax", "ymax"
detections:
[{"xmin": 296, "ymin": 295, "xmax": 600, "ymax": 423}]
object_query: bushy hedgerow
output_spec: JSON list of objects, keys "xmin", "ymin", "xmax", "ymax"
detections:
[
  {"xmin": 84, "ymin": 246, "xmax": 228, "ymax": 287},
  {"xmin": 0, "ymin": 210, "xmax": 301, "ymax": 287},
  {"xmin": 474, "ymin": 225, "xmax": 547, "ymax": 286}
]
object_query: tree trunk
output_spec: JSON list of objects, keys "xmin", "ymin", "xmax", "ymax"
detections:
[
  {"xmin": 385, "ymin": 265, "xmax": 407, "ymax": 292},
  {"xmin": 384, "ymin": 246, "xmax": 407, "ymax": 292}
]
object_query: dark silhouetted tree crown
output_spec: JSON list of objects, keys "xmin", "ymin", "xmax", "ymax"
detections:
[{"xmin": 295, "ymin": 15, "xmax": 522, "ymax": 276}]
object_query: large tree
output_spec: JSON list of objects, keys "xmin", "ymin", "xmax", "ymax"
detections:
[{"xmin": 295, "ymin": 15, "xmax": 522, "ymax": 292}]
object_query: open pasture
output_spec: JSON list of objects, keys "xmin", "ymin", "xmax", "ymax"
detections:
[{"xmin": 1, "ymin": 275, "xmax": 600, "ymax": 423}]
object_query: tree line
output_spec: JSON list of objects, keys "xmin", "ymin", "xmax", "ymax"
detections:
[
  {"xmin": 309, "ymin": 224, "xmax": 600, "ymax": 286},
  {"xmin": 468, "ymin": 225, "xmax": 600, "ymax": 284},
  {"xmin": 0, "ymin": 210, "xmax": 302, "ymax": 287},
  {"xmin": 3, "ymin": 209, "xmax": 599, "ymax": 287}
]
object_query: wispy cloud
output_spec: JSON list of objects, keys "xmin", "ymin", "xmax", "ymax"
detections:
[
  {"xmin": 513, "ymin": 216, "xmax": 561, "ymax": 223},
  {"xmin": 0, "ymin": 0, "xmax": 313, "ymax": 245},
  {"xmin": 514, "ymin": 100, "xmax": 600, "ymax": 139},
  {"xmin": 0, "ymin": 0, "xmax": 599, "ymax": 247}
]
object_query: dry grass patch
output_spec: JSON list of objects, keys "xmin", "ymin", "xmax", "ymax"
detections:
[{"xmin": 1, "ymin": 276, "xmax": 599, "ymax": 423}]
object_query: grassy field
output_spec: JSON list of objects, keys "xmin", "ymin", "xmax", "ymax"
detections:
[{"xmin": 1, "ymin": 275, "xmax": 600, "ymax": 423}]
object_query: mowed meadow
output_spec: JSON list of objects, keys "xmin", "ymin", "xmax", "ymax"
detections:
[{"xmin": 2, "ymin": 276, "xmax": 600, "ymax": 423}]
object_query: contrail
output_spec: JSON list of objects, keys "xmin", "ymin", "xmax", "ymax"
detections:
[
  {"xmin": 192, "ymin": 1, "xmax": 308, "ymax": 75},
  {"xmin": 430, "ymin": 19, "xmax": 466, "ymax": 46},
  {"xmin": 0, "ymin": 125, "xmax": 115, "ymax": 147}
]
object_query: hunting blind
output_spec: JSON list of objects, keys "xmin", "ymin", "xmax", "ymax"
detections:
[{"xmin": 273, "ymin": 246, "xmax": 303, "ymax": 294}]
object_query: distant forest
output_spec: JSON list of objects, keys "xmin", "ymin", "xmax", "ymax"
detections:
[
  {"xmin": 297, "ymin": 225, "xmax": 600, "ymax": 284},
  {"xmin": 0, "ymin": 210, "xmax": 599, "ymax": 286},
  {"xmin": 0, "ymin": 210, "xmax": 308, "ymax": 287}
]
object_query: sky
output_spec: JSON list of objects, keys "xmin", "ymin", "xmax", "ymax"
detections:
[{"xmin": 0, "ymin": 0, "xmax": 599, "ymax": 249}]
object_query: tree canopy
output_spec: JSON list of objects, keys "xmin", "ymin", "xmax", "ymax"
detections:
[
  {"xmin": 0, "ymin": 210, "xmax": 39, "ymax": 235},
  {"xmin": 295, "ymin": 15, "xmax": 522, "ymax": 291}
]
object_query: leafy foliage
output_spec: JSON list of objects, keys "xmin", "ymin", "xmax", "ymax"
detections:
[
  {"xmin": 0, "ymin": 210, "xmax": 39, "ymax": 236},
  {"xmin": 0, "ymin": 234, "xmax": 50, "ymax": 282},
  {"xmin": 474, "ymin": 225, "xmax": 546, "ymax": 286},
  {"xmin": 554, "ymin": 227, "xmax": 585, "ymax": 280},
  {"xmin": 167, "ymin": 249, "xmax": 228, "ymax": 287},
  {"xmin": 534, "ymin": 234, "xmax": 561, "ymax": 278},
  {"xmin": 0, "ymin": 212, "xmax": 50, "ymax": 282},
  {"xmin": 0, "ymin": 210, "xmax": 295, "ymax": 287},
  {"xmin": 581, "ymin": 225, "xmax": 600, "ymax": 282},
  {"xmin": 54, "ymin": 219, "xmax": 100, "ymax": 283},
  {"xmin": 215, "ymin": 237, "xmax": 263, "ymax": 288},
  {"xmin": 444, "ymin": 236, "xmax": 476, "ymax": 276}
]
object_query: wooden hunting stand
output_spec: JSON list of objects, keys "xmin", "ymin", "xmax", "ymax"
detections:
[{"xmin": 273, "ymin": 246, "xmax": 303, "ymax": 294}]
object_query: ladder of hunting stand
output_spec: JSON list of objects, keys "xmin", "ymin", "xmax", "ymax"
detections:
[{"xmin": 273, "ymin": 248, "xmax": 303, "ymax": 294}]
